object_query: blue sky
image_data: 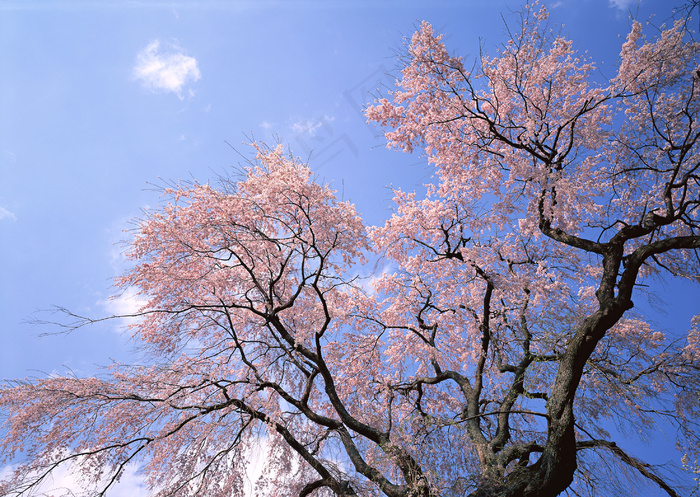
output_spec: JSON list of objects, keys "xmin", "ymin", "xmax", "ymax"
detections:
[{"xmin": 0, "ymin": 0, "xmax": 696, "ymax": 495}]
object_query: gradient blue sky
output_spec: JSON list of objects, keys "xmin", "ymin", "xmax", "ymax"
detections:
[{"xmin": 0, "ymin": 0, "xmax": 696, "ymax": 495}]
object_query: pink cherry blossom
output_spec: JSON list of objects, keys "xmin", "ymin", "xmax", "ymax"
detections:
[{"xmin": 2, "ymin": 6, "xmax": 700, "ymax": 497}]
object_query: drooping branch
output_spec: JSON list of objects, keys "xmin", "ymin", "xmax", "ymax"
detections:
[{"xmin": 577, "ymin": 440, "xmax": 680, "ymax": 497}]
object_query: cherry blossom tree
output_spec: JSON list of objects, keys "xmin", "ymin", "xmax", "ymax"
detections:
[{"xmin": 1, "ymin": 5, "xmax": 700, "ymax": 497}]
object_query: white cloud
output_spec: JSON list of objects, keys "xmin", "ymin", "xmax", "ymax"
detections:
[
  {"xmin": 354, "ymin": 261, "xmax": 395, "ymax": 297},
  {"xmin": 0, "ymin": 206, "xmax": 16, "ymax": 221},
  {"xmin": 133, "ymin": 40, "xmax": 201, "ymax": 99},
  {"xmin": 97, "ymin": 286, "xmax": 148, "ymax": 335},
  {"xmin": 100, "ymin": 286, "xmax": 148, "ymax": 318},
  {"xmin": 0, "ymin": 441, "xmax": 282, "ymax": 497},
  {"xmin": 0, "ymin": 462, "xmax": 148, "ymax": 497},
  {"xmin": 290, "ymin": 115, "xmax": 335, "ymax": 137}
]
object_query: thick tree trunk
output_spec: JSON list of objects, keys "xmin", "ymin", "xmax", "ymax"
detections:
[{"xmin": 465, "ymin": 302, "xmax": 628, "ymax": 497}]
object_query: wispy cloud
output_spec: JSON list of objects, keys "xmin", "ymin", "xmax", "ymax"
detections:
[
  {"xmin": 3, "ymin": 151, "xmax": 16, "ymax": 163},
  {"xmin": 0, "ymin": 443, "xmax": 283, "ymax": 497},
  {"xmin": 100, "ymin": 287, "xmax": 147, "ymax": 318},
  {"xmin": 97, "ymin": 286, "xmax": 149, "ymax": 335},
  {"xmin": 609, "ymin": 0, "xmax": 637, "ymax": 11},
  {"xmin": 0, "ymin": 206, "xmax": 16, "ymax": 222},
  {"xmin": 0, "ymin": 462, "xmax": 148, "ymax": 497},
  {"xmin": 290, "ymin": 115, "xmax": 334, "ymax": 137},
  {"xmin": 102, "ymin": 217, "xmax": 149, "ymax": 328},
  {"xmin": 133, "ymin": 40, "xmax": 201, "ymax": 99}
]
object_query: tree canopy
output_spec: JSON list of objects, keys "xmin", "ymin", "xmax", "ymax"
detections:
[{"xmin": 1, "ymin": 5, "xmax": 699, "ymax": 497}]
